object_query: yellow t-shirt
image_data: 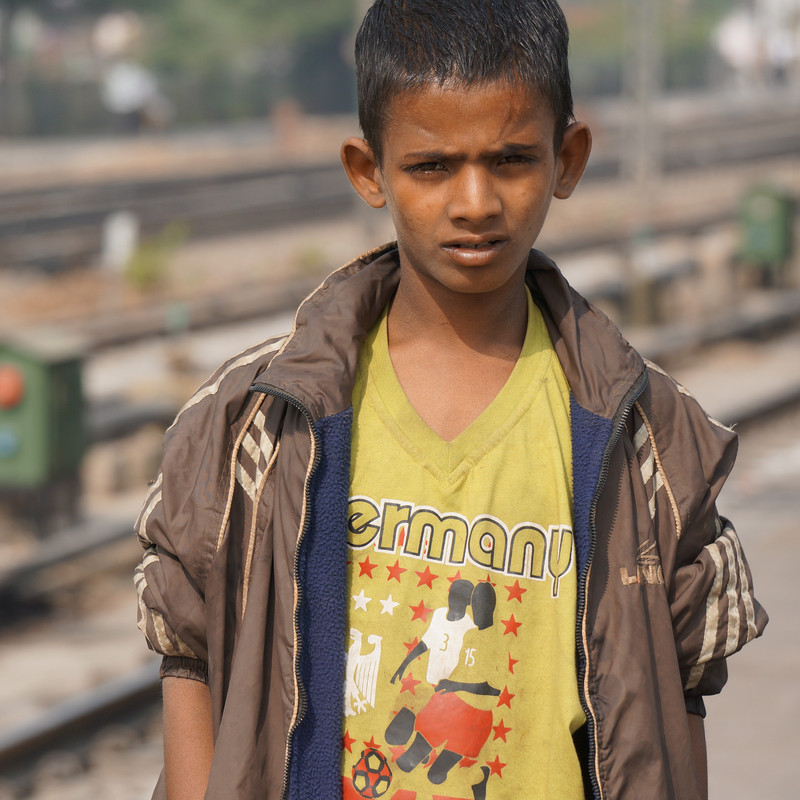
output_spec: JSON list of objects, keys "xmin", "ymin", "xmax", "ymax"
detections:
[{"xmin": 342, "ymin": 290, "xmax": 585, "ymax": 800}]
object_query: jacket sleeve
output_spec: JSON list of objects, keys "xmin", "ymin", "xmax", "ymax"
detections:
[
  {"xmin": 639, "ymin": 365, "xmax": 768, "ymax": 700},
  {"xmin": 134, "ymin": 466, "xmax": 211, "ymax": 683},
  {"xmin": 133, "ymin": 337, "xmax": 287, "ymax": 682},
  {"xmin": 671, "ymin": 513, "xmax": 766, "ymax": 698},
  {"xmin": 133, "ymin": 418, "xmax": 216, "ymax": 683}
]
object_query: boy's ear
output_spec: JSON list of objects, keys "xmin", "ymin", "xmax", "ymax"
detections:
[
  {"xmin": 554, "ymin": 122, "xmax": 592, "ymax": 200},
  {"xmin": 341, "ymin": 137, "xmax": 386, "ymax": 209}
]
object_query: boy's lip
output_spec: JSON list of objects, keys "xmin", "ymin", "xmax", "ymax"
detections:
[{"xmin": 441, "ymin": 237, "xmax": 508, "ymax": 266}]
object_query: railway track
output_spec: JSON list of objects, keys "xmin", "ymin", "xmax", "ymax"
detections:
[
  {"xmin": 0, "ymin": 662, "xmax": 160, "ymax": 787},
  {"xmin": 1, "ymin": 98, "xmax": 798, "ymax": 271},
  {"xmin": 0, "ymin": 162, "xmax": 353, "ymax": 272}
]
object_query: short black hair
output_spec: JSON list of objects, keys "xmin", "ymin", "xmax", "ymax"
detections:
[{"xmin": 355, "ymin": 0, "xmax": 574, "ymax": 163}]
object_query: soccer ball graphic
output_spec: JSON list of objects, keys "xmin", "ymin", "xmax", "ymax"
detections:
[{"xmin": 352, "ymin": 747, "xmax": 392, "ymax": 798}]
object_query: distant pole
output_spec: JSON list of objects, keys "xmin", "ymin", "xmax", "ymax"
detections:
[
  {"xmin": 623, "ymin": 0, "xmax": 663, "ymax": 191},
  {"xmin": 0, "ymin": 0, "xmax": 20, "ymax": 136}
]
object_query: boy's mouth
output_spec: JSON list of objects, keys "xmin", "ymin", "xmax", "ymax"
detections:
[
  {"xmin": 445, "ymin": 238, "xmax": 505, "ymax": 250},
  {"xmin": 442, "ymin": 238, "xmax": 508, "ymax": 266},
  {"xmin": 454, "ymin": 240, "xmax": 500, "ymax": 249}
]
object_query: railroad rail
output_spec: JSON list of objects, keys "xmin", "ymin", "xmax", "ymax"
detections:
[
  {"xmin": 1, "ymin": 99, "xmax": 798, "ymax": 271},
  {"xmin": 0, "ymin": 162, "xmax": 353, "ymax": 272},
  {"xmin": 0, "ymin": 662, "xmax": 160, "ymax": 785}
]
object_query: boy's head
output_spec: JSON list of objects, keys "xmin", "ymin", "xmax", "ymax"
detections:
[{"xmin": 355, "ymin": 0, "xmax": 574, "ymax": 163}]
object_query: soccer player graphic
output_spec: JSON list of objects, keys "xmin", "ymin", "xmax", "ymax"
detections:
[{"xmin": 386, "ymin": 581, "xmax": 499, "ymax": 798}]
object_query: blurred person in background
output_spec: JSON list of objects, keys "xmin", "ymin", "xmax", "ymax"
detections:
[{"xmin": 94, "ymin": 11, "xmax": 171, "ymax": 132}]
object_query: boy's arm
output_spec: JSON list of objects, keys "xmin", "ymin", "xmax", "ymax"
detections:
[
  {"xmin": 687, "ymin": 712, "xmax": 708, "ymax": 800},
  {"xmin": 163, "ymin": 676, "xmax": 214, "ymax": 800}
]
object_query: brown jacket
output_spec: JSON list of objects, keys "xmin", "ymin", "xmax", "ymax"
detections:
[{"xmin": 135, "ymin": 245, "xmax": 767, "ymax": 799}]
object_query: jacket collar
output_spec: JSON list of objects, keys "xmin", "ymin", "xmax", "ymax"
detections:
[
  {"xmin": 525, "ymin": 249, "xmax": 645, "ymax": 420},
  {"xmin": 256, "ymin": 244, "xmax": 644, "ymax": 423}
]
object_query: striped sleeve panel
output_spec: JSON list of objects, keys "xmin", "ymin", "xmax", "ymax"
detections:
[
  {"xmin": 134, "ymin": 543, "xmax": 200, "ymax": 659},
  {"xmin": 682, "ymin": 517, "xmax": 767, "ymax": 691},
  {"xmin": 132, "ymin": 337, "xmax": 288, "ymax": 664},
  {"xmin": 632, "ymin": 402, "xmax": 681, "ymax": 536}
]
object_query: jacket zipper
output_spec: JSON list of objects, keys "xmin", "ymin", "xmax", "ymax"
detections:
[
  {"xmin": 576, "ymin": 366, "xmax": 648, "ymax": 800},
  {"xmin": 250, "ymin": 382, "xmax": 320, "ymax": 800}
]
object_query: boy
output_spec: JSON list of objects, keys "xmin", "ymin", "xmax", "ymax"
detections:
[{"xmin": 134, "ymin": 2, "xmax": 767, "ymax": 799}]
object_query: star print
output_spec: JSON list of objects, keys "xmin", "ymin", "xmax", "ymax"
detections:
[
  {"xmin": 447, "ymin": 570, "xmax": 463, "ymax": 584},
  {"xmin": 484, "ymin": 574, "xmax": 497, "ymax": 587},
  {"xmin": 486, "ymin": 754, "xmax": 507, "ymax": 777},
  {"xmin": 410, "ymin": 599, "xmax": 432, "ymax": 623},
  {"xmin": 508, "ymin": 653, "xmax": 519, "ymax": 674},
  {"xmin": 386, "ymin": 559, "xmax": 407, "ymax": 583},
  {"xmin": 380, "ymin": 594, "xmax": 400, "ymax": 615},
  {"xmin": 352, "ymin": 589, "xmax": 371, "ymax": 611},
  {"xmin": 342, "ymin": 730, "xmax": 356, "ymax": 752},
  {"xmin": 505, "ymin": 579, "xmax": 527, "ymax": 602},
  {"xmin": 363, "ymin": 735, "xmax": 381, "ymax": 750},
  {"xmin": 389, "ymin": 744, "xmax": 406, "ymax": 763},
  {"xmin": 400, "ymin": 672, "xmax": 421, "ymax": 695},
  {"xmin": 359, "ymin": 557, "xmax": 377, "ymax": 578},
  {"xmin": 492, "ymin": 719, "xmax": 512, "ymax": 742},
  {"xmin": 501, "ymin": 614, "xmax": 522, "ymax": 637},
  {"xmin": 403, "ymin": 637, "xmax": 420, "ymax": 654},
  {"xmin": 415, "ymin": 565, "xmax": 439, "ymax": 589},
  {"xmin": 497, "ymin": 686, "xmax": 515, "ymax": 708}
]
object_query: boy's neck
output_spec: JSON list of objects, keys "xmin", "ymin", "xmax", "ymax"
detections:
[
  {"xmin": 385, "ymin": 269, "xmax": 529, "ymax": 442},
  {"xmin": 387, "ymin": 270, "xmax": 528, "ymax": 358}
]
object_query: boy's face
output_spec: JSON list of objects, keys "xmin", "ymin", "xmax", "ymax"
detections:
[{"xmin": 342, "ymin": 80, "xmax": 590, "ymax": 299}]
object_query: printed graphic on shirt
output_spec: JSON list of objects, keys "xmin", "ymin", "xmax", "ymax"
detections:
[
  {"xmin": 347, "ymin": 497, "xmax": 576, "ymax": 597},
  {"xmin": 341, "ymin": 499, "xmax": 584, "ymax": 800}
]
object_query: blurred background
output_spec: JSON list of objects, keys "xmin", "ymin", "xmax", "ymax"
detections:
[{"xmin": 0, "ymin": 0, "xmax": 797, "ymax": 797}]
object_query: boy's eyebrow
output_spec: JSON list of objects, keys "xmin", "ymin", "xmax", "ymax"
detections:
[{"xmin": 402, "ymin": 142, "xmax": 544, "ymax": 161}]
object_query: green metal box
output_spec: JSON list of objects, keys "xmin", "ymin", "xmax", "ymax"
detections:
[
  {"xmin": 0, "ymin": 330, "xmax": 85, "ymax": 488},
  {"xmin": 739, "ymin": 184, "xmax": 795, "ymax": 267}
]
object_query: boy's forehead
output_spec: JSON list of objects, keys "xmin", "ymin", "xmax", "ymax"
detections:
[
  {"xmin": 381, "ymin": 80, "xmax": 556, "ymax": 150},
  {"xmin": 389, "ymin": 77, "xmax": 546, "ymax": 114}
]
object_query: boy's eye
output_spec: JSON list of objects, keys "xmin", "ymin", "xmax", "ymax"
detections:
[
  {"xmin": 499, "ymin": 154, "xmax": 535, "ymax": 166},
  {"xmin": 405, "ymin": 161, "xmax": 445, "ymax": 175}
]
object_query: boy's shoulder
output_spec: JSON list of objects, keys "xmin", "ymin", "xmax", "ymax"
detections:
[
  {"xmin": 640, "ymin": 357, "xmax": 735, "ymax": 446},
  {"xmin": 165, "ymin": 333, "xmax": 289, "ymax": 442}
]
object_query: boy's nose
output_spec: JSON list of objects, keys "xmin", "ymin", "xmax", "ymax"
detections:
[{"xmin": 448, "ymin": 167, "xmax": 502, "ymax": 225}]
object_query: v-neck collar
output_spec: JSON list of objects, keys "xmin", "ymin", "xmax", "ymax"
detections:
[{"xmin": 365, "ymin": 288, "xmax": 554, "ymax": 484}]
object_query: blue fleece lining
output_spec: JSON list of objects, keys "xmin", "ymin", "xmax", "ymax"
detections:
[
  {"xmin": 569, "ymin": 393, "xmax": 613, "ymax": 800},
  {"xmin": 288, "ymin": 408, "xmax": 352, "ymax": 800},
  {"xmin": 570, "ymin": 394, "xmax": 613, "ymax": 578}
]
